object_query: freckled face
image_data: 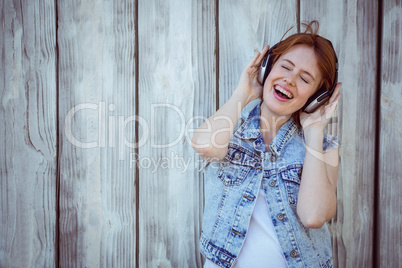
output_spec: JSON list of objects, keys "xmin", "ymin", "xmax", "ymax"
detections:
[{"xmin": 262, "ymin": 44, "xmax": 323, "ymax": 117}]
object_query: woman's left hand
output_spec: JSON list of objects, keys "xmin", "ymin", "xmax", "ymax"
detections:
[{"xmin": 300, "ymin": 83, "xmax": 342, "ymax": 132}]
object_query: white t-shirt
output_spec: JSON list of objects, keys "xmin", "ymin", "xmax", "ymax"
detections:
[{"xmin": 204, "ymin": 187, "xmax": 288, "ymax": 268}]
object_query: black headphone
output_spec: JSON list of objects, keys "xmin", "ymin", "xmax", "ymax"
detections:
[{"xmin": 257, "ymin": 40, "xmax": 338, "ymax": 113}]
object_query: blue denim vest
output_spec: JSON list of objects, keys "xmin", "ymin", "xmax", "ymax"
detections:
[{"xmin": 200, "ymin": 99, "xmax": 339, "ymax": 268}]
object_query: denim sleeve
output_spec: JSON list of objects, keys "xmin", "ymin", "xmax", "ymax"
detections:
[{"xmin": 323, "ymin": 133, "xmax": 340, "ymax": 152}]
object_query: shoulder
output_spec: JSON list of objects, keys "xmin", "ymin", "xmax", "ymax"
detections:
[
  {"xmin": 239, "ymin": 99, "xmax": 261, "ymax": 120},
  {"xmin": 233, "ymin": 99, "xmax": 261, "ymax": 132}
]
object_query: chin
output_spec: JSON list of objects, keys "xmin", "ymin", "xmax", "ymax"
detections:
[
  {"xmin": 261, "ymin": 100, "xmax": 290, "ymax": 118},
  {"xmin": 262, "ymin": 97, "xmax": 293, "ymax": 116}
]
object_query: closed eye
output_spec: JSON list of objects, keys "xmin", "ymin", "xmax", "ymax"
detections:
[
  {"xmin": 282, "ymin": 58, "xmax": 317, "ymax": 82},
  {"xmin": 301, "ymin": 76, "xmax": 309, "ymax": 83}
]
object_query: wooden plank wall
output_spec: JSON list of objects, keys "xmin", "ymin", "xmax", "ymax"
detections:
[
  {"xmin": 301, "ymin": 1, "xmax": 378, "ymax": 267},
  {"xmin": 379, "ymin": 0, "xmax": 402, "ymax": 266},
  {"xmin": 0, "ymin": 0, "xmax": 401, "ymax": 267},
  {"xmin": 0, "ymin": 0, "xmax": 57, "ymax": 267},
  {"xmin": 58, "ymin": 0, "xmax": 137, "ymax": 267},
  {"xmin": 219, "ymin": 0, "xmax": 298, "ymax": 106},
  {"xmin": 137, "ymin": 1, "xmax": 214, "ymax": 267}
]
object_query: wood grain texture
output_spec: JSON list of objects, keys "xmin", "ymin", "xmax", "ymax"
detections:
[
  {"xmin": 0, "ymin": 0, "xmax": 57, "ymax": 267},
  {"xmin": 0, "ymin": 0, "xmax": 400, "ymax": 267},
  {"xmin": 300, "ymin": 0, "xmax": 378, "ymax": 267},
  {"xmin": 379, "ymin": 0, "xmax": 402, "ymax": 266},
  {"xmin": 138, "ymin": 0, "xmax": 215, "ymax": 267},
  {"xmin": 190, "ymin": 0, "xmax": 217, "ymax": 266},
  {"xmin": 57, "ymin": 0, "xmax": 136, "ymax": 266},
  {"xmin": 218, "ymin": 0, "xmax": 298, "ymax": 106}
]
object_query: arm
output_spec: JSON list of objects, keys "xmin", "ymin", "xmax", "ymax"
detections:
[
  {"xmin": 296, "ymin": 83, "xmax": 342, "ymax": 228},
  {"xmin": 191, "ymin": 45, "xmax": 270, "ymax": 161}
]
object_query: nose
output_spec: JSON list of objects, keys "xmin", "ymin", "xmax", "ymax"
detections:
[{"xmin": 283, "ymin": 74, "xmax": 296, "ymax": 86}]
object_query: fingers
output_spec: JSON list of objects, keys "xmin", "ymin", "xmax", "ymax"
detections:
[
  {"xmin": 325, "ymin": 94, "xmax": 341, "ymax": 121},
  {"xmin": 332, "ymin": 92, "xmax": 342, "ymax": 104},
  {"xmin": 256, "ymin": 44, "xmax": 270, "ymax": 65},
  {"xmin": 247, "ymin": 52, "xmax": 261, "ymax": 69},
  {"xmin": 248, "ymin": 44, "xmax": 270, "ymax": 69},
  {"xmin": 329, "ymin": 82, "xmax": 342, "ymax": 103},
  {"xmin": 301, "ymin": 82, "xmax": 342, "ymax": 130}
]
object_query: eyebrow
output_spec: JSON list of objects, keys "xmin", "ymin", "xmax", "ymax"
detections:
[{"xmin": 283, "ymin": 59, "xmax": 316, "ymax": 81}]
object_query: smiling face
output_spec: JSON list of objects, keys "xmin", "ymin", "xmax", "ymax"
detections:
[{"xmin": 262, "ymin": 44, "xmax": 323, "ymax": 118}]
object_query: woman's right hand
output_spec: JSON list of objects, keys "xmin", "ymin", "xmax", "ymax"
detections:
[
  {"xmin": 234, "ymin": 44, "xmax": 270, "ymax": 104},
  {"xmin": 191, "ymin": 45, "xmax": 271, "ymax": 161}
]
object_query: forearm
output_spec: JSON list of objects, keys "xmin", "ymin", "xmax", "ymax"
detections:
[
  {"xmin": 296, "ymin": 129, "xmax": 339, "ymax": 228},
  {"xmin": 191, "ymin": 47, "xmax": 268, "ymax": 160},
  {"xmin": 191, "ymin": 88, "xmax": 257, "ymax": 160}
]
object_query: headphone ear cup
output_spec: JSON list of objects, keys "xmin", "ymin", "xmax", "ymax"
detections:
[
  {"xmin": 258, "ymin": 43, "xmax": 278, "ymax": 85},
  {"xmin": 302, "ymin": 87, "xmax": 329, "ymax": 113},
  {"xmin": 302, "ymin": 63, "xmax": 338, "ymax": 113},
  {"xmin": 262, "ymin": 56, "xmax": 273, "ymax": 84},
  {"xmin": 258, "ymin": 57, "xmax": 269, "ymax": 84}
]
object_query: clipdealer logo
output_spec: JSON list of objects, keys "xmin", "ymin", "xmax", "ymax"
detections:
[
  {"xmin": 64, "ymin": 101, "xmax": 339, "ymax": 167},
  {"xmin": 64, "ymin": 102, "xmax": 209, "ymax": 161}
]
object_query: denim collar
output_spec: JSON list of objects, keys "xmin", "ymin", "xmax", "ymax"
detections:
[
  {"xmin": 234, "ymin": 100, "xmax": 299, "ymax": 156},
  {"xmin": 233, "ymin": 101, "xmax": 262, "ymax": 140}
]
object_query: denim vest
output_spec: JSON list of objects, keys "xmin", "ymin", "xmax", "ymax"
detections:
[{"xmin": 200, "ymin": 99, "xmax": 339, "ymax": 268}]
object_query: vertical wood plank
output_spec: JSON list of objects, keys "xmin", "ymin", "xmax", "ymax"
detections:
[
  {"xmin": 138, "ymin": 0, "xmax": 215, "ymax": 267},
  {"xmin": 190, "ymin": 0, "xmax": 217, "ymax": 266},
  {"xmin": 219, "ymin": 0, "xmax": 298, "ymax": 106},
  {"xmin": 300, "ymin": 0, "xmax": 377, "ymax": 267},
  {"xmin": 379, "ymin": 0, "xmax": 402, "ymax": 266},
  {"xmin": 58, "ymin": 0, "xmax": 136, "ymax": 266},
  {"xmin": 0, "ymin": 0, "xmax": 57, "ymax": 267}
]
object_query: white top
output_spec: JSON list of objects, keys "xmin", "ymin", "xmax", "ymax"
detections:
[{"xmin": 204, "ymin": 188, "xmax": 287, "ymax": 268}]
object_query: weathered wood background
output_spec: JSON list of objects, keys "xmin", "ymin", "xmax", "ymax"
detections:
[{"xmin": 0, "ymin": 0, "xmax": 400, "ymax": 267}]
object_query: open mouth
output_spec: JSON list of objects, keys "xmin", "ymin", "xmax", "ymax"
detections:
[{"xmin": 274, "ymin": 85, "xmax": 293, "ymax": 99}]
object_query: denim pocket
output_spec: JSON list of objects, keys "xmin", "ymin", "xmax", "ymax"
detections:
[
  {"xmin": 218, "ymin": 146, "xmax": 257, "ymax": 186},
  {"xmin": 280, "ymin": 166, "xmax": 303, "ymax": 207},
  {"xmin": 218, "ymin": 163, "xmax": 251, "ymax": 186}
]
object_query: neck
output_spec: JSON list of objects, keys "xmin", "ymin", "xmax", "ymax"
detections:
[{"xmin": 259, "ymin": 101, "xmax": 291, "ymax": 146}]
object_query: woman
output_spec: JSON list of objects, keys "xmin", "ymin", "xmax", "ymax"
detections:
[{"xmin": 192, "ymin": 21, "xmax": 341, "ymax": 268}]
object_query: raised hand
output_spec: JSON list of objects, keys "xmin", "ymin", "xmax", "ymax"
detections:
[
  {"xmin": 300, "ymin": 82, "xmax": 342, "ymax": 132},
  {"xmin": 234, "ymin": 44, "xmax": 270, "ymax": 104}
]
